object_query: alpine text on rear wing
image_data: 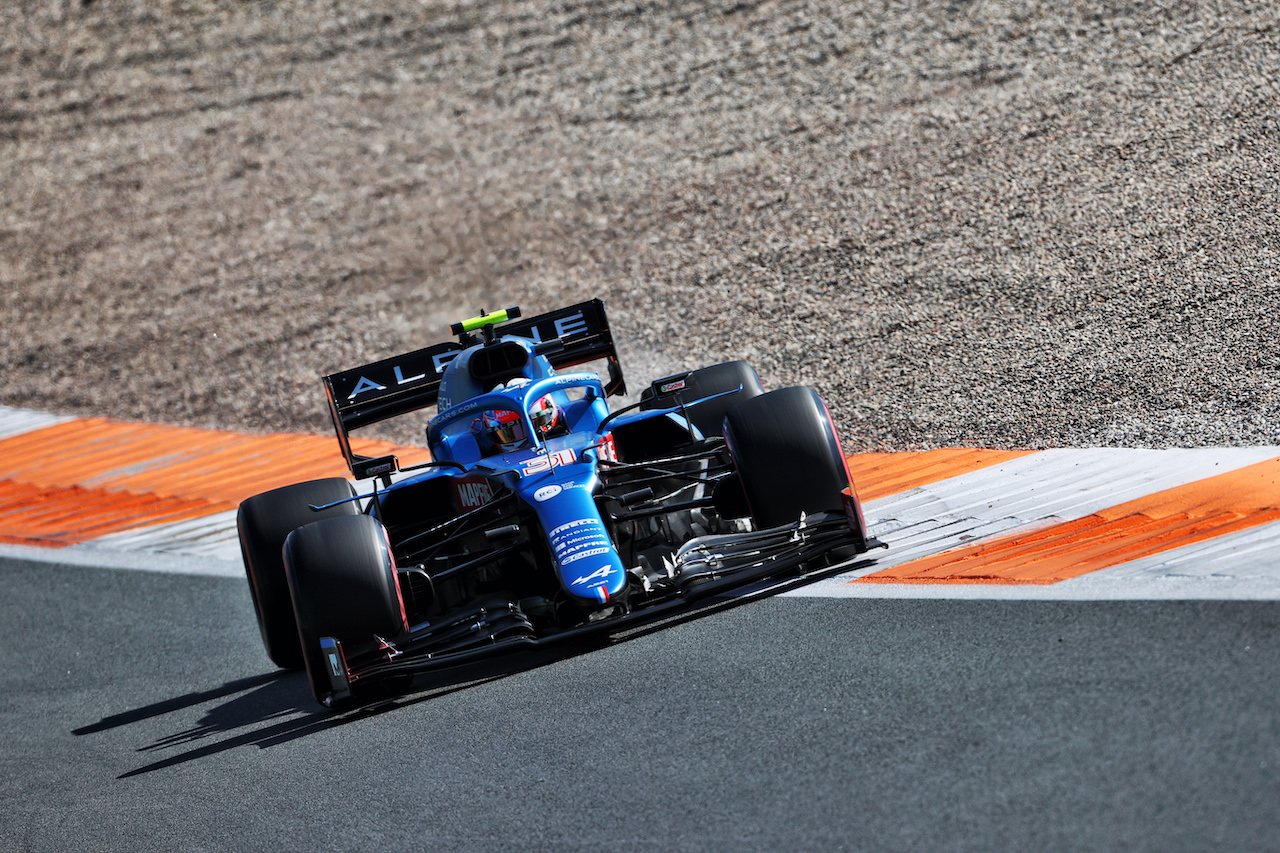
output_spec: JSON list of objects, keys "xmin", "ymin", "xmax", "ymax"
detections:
[{"xmin": 323, "ymin": 299, "xmax": 626, "ymax": 468}]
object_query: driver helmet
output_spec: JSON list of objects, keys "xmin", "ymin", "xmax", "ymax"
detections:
[
  {"xmin": 473, "ymin": 380, "xmax": 567, "ymax": 455},
  {"xmin": 531, "ymin": 394, "xmax": 564, "ymax": 437},
  {"xmin": 478, "ymin": 409, "xmax": 528, "ymax": 453}
]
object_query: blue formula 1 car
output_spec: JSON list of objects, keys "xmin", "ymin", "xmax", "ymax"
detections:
[{"xmin": 237, "ymin": 300, "xmax": 882, "ymax": 707}]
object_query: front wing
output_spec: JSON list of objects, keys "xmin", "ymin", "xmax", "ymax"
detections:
[{"xmin": 314, "ymin": 512, "xmax": 885, "ymax": 706}]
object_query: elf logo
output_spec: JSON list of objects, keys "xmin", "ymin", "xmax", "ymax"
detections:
[{"xmin": 454, "ymin": 478, "xmax": 493, "ymax": 510}]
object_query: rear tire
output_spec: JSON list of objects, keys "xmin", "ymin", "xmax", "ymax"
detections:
[
  {"xmin": 237, "ymin": 478, "xmax": 358, "ymax": 669},
  {"xmin": 284, "ymin": 514, "xmax": 409, "ymax": 706},
  {"xmin": 640, "ymin": 361, "xmax": 764, "ymax": 438},
  {"xmin": 722, "ymin": 386, "xmax": 852, "ymax": 529}
]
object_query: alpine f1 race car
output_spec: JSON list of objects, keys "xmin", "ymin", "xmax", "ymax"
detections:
[{"xmin": 237, "ymin": 300, "xmax": 882, "ymax": 708}]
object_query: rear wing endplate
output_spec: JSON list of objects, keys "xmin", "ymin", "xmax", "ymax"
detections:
[{"xmin": 323, "ymin": 299, "xmax": 626, "ymax": 467}]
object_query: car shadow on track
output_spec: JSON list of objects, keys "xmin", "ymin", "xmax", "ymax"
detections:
[
  {"xmin": 74, "ymin": 639, "xmax": 611, "ymax": 779},
  {"xmin": 75, "ymin": 558, "xmax": 872, "ymax": 779}
]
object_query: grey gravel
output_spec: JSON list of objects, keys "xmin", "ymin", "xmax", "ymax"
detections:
[{"xmin": 2, "ymin": 0, "xmax": 1278, "ymax": 450}]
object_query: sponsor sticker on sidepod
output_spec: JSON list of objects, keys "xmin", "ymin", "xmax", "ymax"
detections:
[{"xmin": 453, "ymin": 477, "xmax": 494, "ymax": 511}]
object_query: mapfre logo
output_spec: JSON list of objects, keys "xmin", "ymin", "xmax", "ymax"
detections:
[{"xmin": 453, "ymin": 478, "xmax": 493, "ymax": 511}]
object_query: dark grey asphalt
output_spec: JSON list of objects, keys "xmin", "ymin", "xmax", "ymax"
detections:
[{"xmin": 3, "ymin": 555, "xmax": 1279, "ymax": 852}]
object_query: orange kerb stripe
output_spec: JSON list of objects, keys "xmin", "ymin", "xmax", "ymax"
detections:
[
  {"xmin": 856, "ymin": 455, "xmax": 1280, "ymax": 585},
  {"xmin": 0, "ymin": 417, "xmax": 1024, "ymax": 549},
  {"xmin": 0, "ymin": 419, "xmax": 432, "ymax": 547},
  {"xmin": 0, "ymin": 479, "xmax": 229, "ymax": 547},
  {"xmin": 845, "ymin": 449, "xmax": 1034, "ymax": 502}
]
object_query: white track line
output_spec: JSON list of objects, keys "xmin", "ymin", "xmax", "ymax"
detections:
[
  {"xmin": 0, "ymin": 406, "xmax": 75, "ymax": 440},
  {"xmin": 0, "ymin": 540, "xmax": 244, "ymax": 578}
]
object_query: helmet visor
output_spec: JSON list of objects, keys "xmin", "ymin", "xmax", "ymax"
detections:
[{"xmin": 484, "ymin": 411, "xmax": 527, "ymax": 449}]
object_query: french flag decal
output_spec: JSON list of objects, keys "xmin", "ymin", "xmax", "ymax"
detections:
[{"xmin": 595, "ymin": 585, "xmax": 610, "ymax": 603}]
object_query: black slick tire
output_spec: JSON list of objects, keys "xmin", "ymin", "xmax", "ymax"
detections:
[
  {"xmin": 722, "ymin": 386, "xmax": 852, "ymax": 529},
  {"xmin": 237, "ymin": 478, "xmax": 358, "ymax": 669},
  {"xmin": 284, "ymin": 513, "xmax": 408, "ymax": 707}
]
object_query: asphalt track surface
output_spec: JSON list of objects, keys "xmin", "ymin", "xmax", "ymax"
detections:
[{"xmin": 4, "ymin": 553, "xmax": 1279, "ymax": 852}]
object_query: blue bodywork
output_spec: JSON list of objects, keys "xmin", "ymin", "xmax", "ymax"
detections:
[{"xmin": 375, "ymin": 335, "xmax": 677, "ymax": 608}]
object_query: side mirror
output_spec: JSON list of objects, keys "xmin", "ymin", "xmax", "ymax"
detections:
[{"xmin": 352, "ymin": 454, "xmax": 399, "ymax": 482}]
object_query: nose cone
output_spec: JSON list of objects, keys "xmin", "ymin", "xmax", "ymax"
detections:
[
  {"xmin": 549, "ymin": 514, "xmax": 627, "ymax": 604},
  {"xmin": 520, "ymin": 468, "xmax": 627, "ymax": 606}
]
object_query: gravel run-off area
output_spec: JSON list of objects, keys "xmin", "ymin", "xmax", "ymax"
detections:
[{"xmin": 3, "ymin": 0, "xmax": 1278, "ymax": 451}]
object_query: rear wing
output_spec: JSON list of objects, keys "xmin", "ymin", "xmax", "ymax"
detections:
[{"xmin": 323, "ymin": 299, "xmax": 626, "ymax": 468}]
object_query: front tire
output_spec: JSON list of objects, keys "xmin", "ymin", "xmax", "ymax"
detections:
[
  {"xmin": 284, "ymin": 513, "xmax": 409, "ymax": 707},
  {"xmin": 237, "ymin": 478, "xmax": 358, "ymax": 669},
  {"xmin": 722, "ymin": 386, "xmax": 852, "ymax": 529}
]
